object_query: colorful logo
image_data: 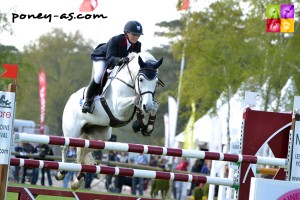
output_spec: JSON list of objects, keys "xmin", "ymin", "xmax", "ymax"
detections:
[
  {"xmin": 266, "ymin": 4, "xmax": 294, "ymax": 33},
  {"xmin": 0, "ymin": 95, "xmax": 12, "ymax": 108}
]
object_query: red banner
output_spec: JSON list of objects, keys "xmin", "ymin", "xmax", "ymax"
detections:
[
  {"xmin": 1, "ymin": 64, "xmax": 18, "ymax": 79},
  {"xmin": 39, "ymin": 69, "xmax": 47, "ymax": 135}
]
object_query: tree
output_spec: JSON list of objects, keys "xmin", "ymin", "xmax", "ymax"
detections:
[
  {"xmin": 156, "ymin": 0, "xmax": 300, "ymax": 150},
  {"xmin": 173, "ymin": 0, "xmax": 253, "ymax": 150},
  {"xmin": 0, "ymin": 12, "xmax": 19, "ymax": 90},
  {"xmin": 241, "ymin": 0, "xmax": 300, "ymax": 112},
  {"xmin": 17, "ymin": 28, "xmax": 93, "ymax": 135}
]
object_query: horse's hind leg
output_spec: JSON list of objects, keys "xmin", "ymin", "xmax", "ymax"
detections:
[
  {"xmin": 71, "ymin": 133, "xmax": 95, "ymax": 190},
  {"xmin": 55, "ymin": 145, "xmax": 68, "ymax": 180}
]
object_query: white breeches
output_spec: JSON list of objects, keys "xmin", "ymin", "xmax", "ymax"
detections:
[{"xmin": 93, "ymin": 60, "xmax": 106, "ymax": 84}]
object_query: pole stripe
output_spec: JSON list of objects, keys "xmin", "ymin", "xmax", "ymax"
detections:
[
  {"xmin": 10, "ymin": 158, "xmax": 235, "ymax": 186},
  {"xmin": 14, "ymin": 133, "xmax": 288, "ymax": 166}
]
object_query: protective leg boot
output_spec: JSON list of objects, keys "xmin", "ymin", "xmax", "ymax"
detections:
[{"xmin": 82, "ymin": 80, "xmax": 100, "ymax": 114}]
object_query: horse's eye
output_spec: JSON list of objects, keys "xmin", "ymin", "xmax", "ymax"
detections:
[{"xmin": 139, "ymin": 77, "xmax": 143, "ymax": 82}]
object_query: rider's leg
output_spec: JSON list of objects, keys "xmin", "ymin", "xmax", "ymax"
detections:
[{"xmin": 82, "ymin": 60, "xmax": 106, "ymax": 114}]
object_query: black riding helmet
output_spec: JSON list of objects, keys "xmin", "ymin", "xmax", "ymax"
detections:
[{"xmin": 124, "ymin": 20, "xmax": 144, "ymax": 35}]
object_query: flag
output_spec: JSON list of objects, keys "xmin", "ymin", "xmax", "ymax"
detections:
[
  {"xmin": 183, "ymin": 102, "xmax": 195, "ymax": 149},
  {"xmin": 39, "ymin": 69, "xmax": 47, "ymax": 135},
  {"xmin": 79, "ymin": 0, "xmax": 98, "ymax": 12},
  {"xmin": 177, "ymin": 0, "xmax": 189, "ymax": 11},
  {"xmin": 0, "ymin": 64, "xmax": 18, "ymax": 79}
]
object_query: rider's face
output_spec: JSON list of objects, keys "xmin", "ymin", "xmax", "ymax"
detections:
[{"xmin": 127, "ymin": 32, "xmax": 140, "ymax": 44}]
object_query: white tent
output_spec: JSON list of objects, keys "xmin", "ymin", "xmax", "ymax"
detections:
[{"xmin": 175, "ymin": 91, "xmax": 245, "ymax": 147}]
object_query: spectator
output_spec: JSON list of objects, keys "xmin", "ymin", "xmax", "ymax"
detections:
[
  {"xmin": 14, "ymin": 142, "xmax": 27, "ymax": 183},
  {"xmin": 21, "ymin": 142, "xmax": 35, "ymax": 184},
  {"xmin": 149, "ymin": 155, "xmax": 159, "ymax": 167},
  {"xmin": 85, "ymin": 150, "xmax": 103, "ymax": 189},
  {"xmin": 114, "ymin": 152, "xmax": 129, "ymax": 193},
  {"xmin": 172, "ymin": 157, "xmax": 179, "ymax": 199},
  {"xmin": 39, "ymin": 144, "xmax": 54, "ymax": 186},
  {"xmin": 201, "ymin": 160, "xmax": 212, "ymax": 175},
  {"xmin": 175, "ymin": 157, "xmax": 189, "ymax": 200},
  {"xmin": 31, "ymin": 143, "xmax": 43, "ymax": 185},
  {"xmin": 189, "ymin": 159, "xmax": 204, "ymax": 195},
  {"xmin": 63, "ymin": 146, "xmax": 77, "ymax": 188},
  {"xmin": 106, "ymin": 151, "xmax": 119, "ymax": 191},
  {"xmin": 131, "ymin": 153, "xmax": 148, "ymax": 196}
]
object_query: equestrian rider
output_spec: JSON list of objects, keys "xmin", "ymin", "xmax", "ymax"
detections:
[{"xmin": 82, "ymin": 20, "xmax": 143, "ymax": 114}]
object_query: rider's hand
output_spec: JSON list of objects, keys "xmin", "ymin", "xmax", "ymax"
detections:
[{"xmin": 118, "ymin": 57, "xmax": 130, "ymax": 66}]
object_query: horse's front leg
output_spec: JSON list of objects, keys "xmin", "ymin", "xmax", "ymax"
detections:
[
  {"xmin": 141, "ymin": 101, "xmax": 159, "ymax": 135},
  {"xmin": 55, "ymin": 146, "xmax": 68, "ymax": 181}
]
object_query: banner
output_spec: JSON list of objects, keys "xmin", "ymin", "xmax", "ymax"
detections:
[
  {"xmin": 164, "ymin": 114, "xmax": 169, "ymax": 148},
  {"xmin": 167, "ymin": 96, "xmax": 178, "ymax": 148},
  {"xmin": 39, "ymin": 69, "xmax": 47, "ymax": 135},
  {"xmin": 183, "ymin": 102, "xmax": 195, "ymax": 149}
]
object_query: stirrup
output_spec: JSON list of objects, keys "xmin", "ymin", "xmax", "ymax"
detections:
[{"xmin": 82, "ymin": 100, "xmax": 95, "ymax": 114}]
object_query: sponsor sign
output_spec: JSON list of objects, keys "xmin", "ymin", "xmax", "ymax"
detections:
[{"xmin": 0, "ymin": 92, "xmax": 15, "ymax": 164}]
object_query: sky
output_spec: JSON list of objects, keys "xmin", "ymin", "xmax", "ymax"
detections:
[{"xmin": 0, "ymin": 0, "xmax": 186, "ymax": 51}]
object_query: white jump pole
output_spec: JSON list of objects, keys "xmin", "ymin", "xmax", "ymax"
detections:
[
  {"xmin": 10, "ymin": 158, "xmax": 236, "ymax": 187},
  {"xmin": 14, "ymin": 133, "xmax": 288, "ymax": 167}
]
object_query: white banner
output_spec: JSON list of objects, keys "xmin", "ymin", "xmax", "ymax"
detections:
[
  {"xmin": 291, "ymin": 120, "xmax": 300, "ymax": 182},
  {"xmin": 0, "ymin": 92, "xmax": 15, "ymax": 164},
  {"xmin": 164, "ymin": 114, "xmax": 170, "ymax": 148},
  {"xmin": 168, "ymin": 96, "xmax": 177, "ymax": 148}
]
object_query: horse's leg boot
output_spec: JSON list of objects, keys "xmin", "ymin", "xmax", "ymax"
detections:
[{"xmin": 82, "ymin": 80, "xmax": 100, "ymax": 114}]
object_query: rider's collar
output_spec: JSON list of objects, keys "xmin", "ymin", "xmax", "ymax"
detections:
[{"xmin": 126, "ymin": 39, "xmax": 131, "ymax": 50}]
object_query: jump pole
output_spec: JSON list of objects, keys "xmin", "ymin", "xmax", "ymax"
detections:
[
  {"xmin": 10, "ymin": 157, "xmax": 236, "ymax": 187},
  {"xmin": 14, "ymin": 132, "xmax": 288, "ymax": 167}
]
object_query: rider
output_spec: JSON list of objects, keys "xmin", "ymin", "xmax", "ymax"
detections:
[{"xmin": 82, "ymin": 20, "xmax": 143, "ymax": 114}]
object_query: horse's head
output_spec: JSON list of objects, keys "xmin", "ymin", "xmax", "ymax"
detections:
[{"xmin": 135, "ymin": 54, "xmax": 163, "ymax": 114}]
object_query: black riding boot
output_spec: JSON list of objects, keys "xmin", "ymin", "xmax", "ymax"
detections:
[{"xmin": 82, "ymin": 80, "xmax": 100, "ymax": 114}]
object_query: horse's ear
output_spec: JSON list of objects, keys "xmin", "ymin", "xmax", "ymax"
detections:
[
  {"xmin": 155, "ymin": 58, "xmax": 163, "ymax": 69},
  {"xmin": 138, "ymin": 56, "xmax": 145, "ymax": 68}
]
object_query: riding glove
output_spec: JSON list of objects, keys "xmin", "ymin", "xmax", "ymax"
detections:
[{"xmin": 118, "ymin": 57, "xmax": 130, "ymax": 66}]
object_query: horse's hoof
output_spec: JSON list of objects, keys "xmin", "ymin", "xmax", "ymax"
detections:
[
  {"xmin": 71, "ymin": 178, "xmax": 84, "ymax": 190},
  {"xmin": 55, "ymin": 171, "xmax": 67, "ymax": 181}
]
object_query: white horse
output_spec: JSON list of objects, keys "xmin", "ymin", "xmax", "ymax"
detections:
[{"xmin": 55, "ymin": 52, "xmax": 163, "ymax": 190}]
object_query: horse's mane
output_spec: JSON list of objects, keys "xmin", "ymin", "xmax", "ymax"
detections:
[{"xmin": 128, "ymin": 51, "xmax": 157, "ymax": 63}]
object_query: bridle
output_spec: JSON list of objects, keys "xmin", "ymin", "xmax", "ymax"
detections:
[
  {"xmin": 113, "ymin": 61, "xmax": 164, "ymax": 136},
  {"xmin": 114, "ymin": 63, "xmax": 160, "ymax": 109}
]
